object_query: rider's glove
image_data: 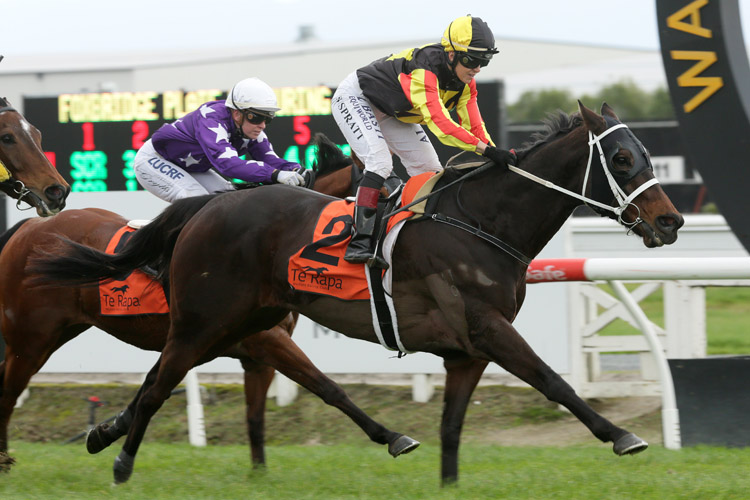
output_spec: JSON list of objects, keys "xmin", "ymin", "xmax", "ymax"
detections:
[
  {"xmin": 272, "ymin": 169, "xmax": 305, "ymax": 186},
  {"xmin": 296, "ymin": 168, "xmax": 314, "ymax": 188},
  {"xmin": 482, "ymin": 146, "xmax": 517, "ymax": 170}
]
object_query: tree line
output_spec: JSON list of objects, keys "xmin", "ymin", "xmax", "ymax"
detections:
[{"xmin": 506, "ymin": 79, "xmax": 675, "ymax": 123}]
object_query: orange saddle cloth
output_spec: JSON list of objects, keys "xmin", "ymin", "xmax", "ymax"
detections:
[
  {"xmin": 99, "ymin": 226, "xmax": 169, "ymax": 316},
  {"xmin": 287, "ymin": 171, "xmax": 439, "ymax": 301}
]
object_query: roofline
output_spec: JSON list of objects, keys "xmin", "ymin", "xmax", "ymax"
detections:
[{"xmin": 0, "ymin": 35, "xmax": 654, "ymax": 75}]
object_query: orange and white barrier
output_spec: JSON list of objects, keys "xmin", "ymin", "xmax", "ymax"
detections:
[
  {"xmin": 526, "ymin": 257, "xmax": 750, "ymax": 283},
  {"xmin": 525, "ymin": 256, "xmax": 750, "ymax": 450}
]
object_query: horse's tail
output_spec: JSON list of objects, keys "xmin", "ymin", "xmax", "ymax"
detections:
[
  {"xmin": 28, "ymin": 194, "xmax": 218, "ymax": 286},
  {"xmin": 0, "ymin": 219, "xmax": 31, "ymax": 256},
  {"xmin": 311, "ymin": 133, "xmax": 353, "ymax": 175}
]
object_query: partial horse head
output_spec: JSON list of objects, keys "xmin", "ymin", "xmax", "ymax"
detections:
[
  {"xmin": 577, "ymin": 101, "xmax": 683, "ymax": 247},
  {"xmin": 310, "ymin": 133, "xmax": 359, "ymax": 198},
  {"xmin": 0, "ymin": 98, "xmax": 70, "ymax": 216}
]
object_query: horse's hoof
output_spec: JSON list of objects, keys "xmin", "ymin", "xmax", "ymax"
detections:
[
  {"xmin": 613, "ymin": 433, "xmax": 648, "ymax": 456},
  {"xmin": 0, "ymin": 451, "xmax": 16, "ymax": 472},
  {"xmin": 113, "ymin": 451, "xmax": 135, "ymax": 484},
  {"xmin": 388, "ymin": 435, "xmax": 420, "ymax": 457},
  {"xmin": 86, "ymin": 426, "xmax": 110, "ymax": 454}
]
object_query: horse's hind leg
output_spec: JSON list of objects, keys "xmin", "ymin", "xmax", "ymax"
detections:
[
  {"xmin": 86, "ymin": 359, "xmax": 162, "ymax": 454},
  {"xmin": 470, "ymin": 306, "xmax": 647, "ymax": 455},
  {"xmin": 440, "ymin": 356, "xmax": 488, "ymax": 485},
  {"xmin": 113, "ymin": 348, "xmax": 197, "ymax": 484},
  {"xmin": 239, "ymin": 358, "xmax": 275, "ymax": 468},
  {"xmin": 244, "ymin": 328, "xmax": 420, "ymax": 457}
]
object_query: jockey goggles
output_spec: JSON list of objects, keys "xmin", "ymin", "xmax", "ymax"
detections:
[
  {"xmin": 243, "ymin": 109, "xmax": 274, "ymax": 125},
  {"xmin": 457, "ymin": 52, "xmax": 492, "ymax": 69}
]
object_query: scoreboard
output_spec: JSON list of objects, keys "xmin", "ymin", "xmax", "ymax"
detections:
[{"xmin": 23, "ymin": 82, "xmax": 502, "ymax": 192}]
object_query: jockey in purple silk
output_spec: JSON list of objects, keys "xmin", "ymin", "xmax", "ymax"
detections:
[{"xmin": 134, "ymin": 77, "xmax": 303, "ymax": 202}]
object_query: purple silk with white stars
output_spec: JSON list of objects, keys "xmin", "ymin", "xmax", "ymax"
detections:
[{"xmin": 151, "ymin": 100, "xmax": 299, "ymax": 183}]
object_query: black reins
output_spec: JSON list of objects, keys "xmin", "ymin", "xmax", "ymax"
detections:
[{"xmin": 380, "ymin": 160, "xmax": 533, "ymax": 266}]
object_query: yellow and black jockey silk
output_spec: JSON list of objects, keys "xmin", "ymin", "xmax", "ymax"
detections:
[
  {"xmin": 356, "ymin": 44, "xmax": 494, "ymax": 152},
  {"xmin": 441, "ymin": 15, "xmax": 496, "ymax": 55}
]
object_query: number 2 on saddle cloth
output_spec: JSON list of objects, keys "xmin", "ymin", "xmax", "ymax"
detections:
[
  {"xmin": 287, "ymin": 172, "xmax": 438, "ymax": 301},
  {"xmin": 99, "ymin": 226, "xmax": 169, "ymax": 315}
]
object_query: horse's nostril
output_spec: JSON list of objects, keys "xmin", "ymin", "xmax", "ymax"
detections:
[
  {"xmin": 45, "ymin": 184, "xmax": 69, "ymax": 203},
  {"xmin": 656, "ymin": 214, "xmax": 684, "ymax": 232}
]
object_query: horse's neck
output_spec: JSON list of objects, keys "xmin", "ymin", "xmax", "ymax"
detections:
[
  {"xmin": 312, "ymin": 164, "xmax": 354, "ymax": 199},
  {"xmin": 456, "ymin": 129, "xmax": 589, "ymax": 261}
]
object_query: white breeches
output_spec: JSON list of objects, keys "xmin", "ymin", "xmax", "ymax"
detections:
[
  {"xmin": 331, "ymin": 72, "xmax": 442, "ymax": 179},
  {"xmin": 133, "ymin": 139, "xmax": 235, "ymax": 203}
]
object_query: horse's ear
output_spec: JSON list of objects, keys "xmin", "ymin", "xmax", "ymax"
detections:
[
  {"xmin": 601, "ymin": 102, "xmax": 620, "ymax": 121},
  {"xmin": 578, "ymin": 100, "xmax": 606, "ymax": 134}
]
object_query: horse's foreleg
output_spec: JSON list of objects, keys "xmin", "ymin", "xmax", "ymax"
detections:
[
  {"xmin": 470, "ymin": 305, "xmax": 647, "ymax": 455},
  {"xmin": 440, "ymin": 356, "xmax": 488, "ymax": 486},
  {"xmin": 239, "ymin": 358, "xmax": 275, "ymax": 468},
  {"xmin": 0, "ymin": 358, "xmax": 28, "ymax": 471},
  {"xmin": 0, "ymin": 349, "xmax": 56, "ymax": 471},
  {"xmin": 247, "ymin": 328, "xmax": 419, "ymax": 457}
]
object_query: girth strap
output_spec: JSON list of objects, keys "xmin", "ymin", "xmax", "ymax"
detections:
[
  {"xmin": 365, "ymin": 265, "xmax": 409, "ymax": 355},
  {"xmin": 430, "ymin": 213, "xmax": 532, "ymax": 266}
]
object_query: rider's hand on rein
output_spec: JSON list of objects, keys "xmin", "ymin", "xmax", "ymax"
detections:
[{"xmin": 482, "ymin": 146, "xmax": 517, "ymax": 170}]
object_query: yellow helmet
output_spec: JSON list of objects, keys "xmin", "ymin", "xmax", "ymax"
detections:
[{"xmin": 441, "ymin": 15, "xmax": 498, "ymax": 65}]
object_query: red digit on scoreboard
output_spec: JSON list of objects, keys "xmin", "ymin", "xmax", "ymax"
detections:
[
  {"xmin": 44, "ymin": 151, "xmax": 56, "ymax": 168},
  {"xmin": 82, "ymin": 122, "xmax": 95, "ymax": 151},
  {"xmin": 132, "ymin": 121, "xmax": 149, "ymax": 149},
  {"xmin": 293, "ymin": 115, "xmax": 311, "ymax": 145}
]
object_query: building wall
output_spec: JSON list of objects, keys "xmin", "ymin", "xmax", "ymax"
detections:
[{"xmin": 2, "ymin": 38, "xmax": 654, "ymax": 111}]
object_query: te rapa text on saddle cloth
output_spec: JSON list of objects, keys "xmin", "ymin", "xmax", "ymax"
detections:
[
  {"xmin": 287, "ymin": 171, "xmax": 441, "ymax": 301},
  {"xmin": 99, "ymin": 226, "xmax": 169, "ymax": 316}
]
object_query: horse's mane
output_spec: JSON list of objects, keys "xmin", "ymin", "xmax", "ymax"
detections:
[
  {"xmin": 443, "ymin": 110, "xmax": 584, "ymax": 176},
  {"xmin": 519, "ymin": 110, "xmax": 583, "ymax": 153},
  {"xmin": 311, "ymin": 133, "xmax": 353, "ymax": 176}
]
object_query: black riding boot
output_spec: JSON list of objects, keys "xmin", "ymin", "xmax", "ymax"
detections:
[{"xmin": 345, "ymin": 171, "xmax": 386, "ymax": 265}]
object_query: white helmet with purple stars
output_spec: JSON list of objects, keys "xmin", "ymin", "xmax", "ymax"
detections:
[{"xmin": 225, "ymin": 77, "xmax": 280, "ymax": 115}]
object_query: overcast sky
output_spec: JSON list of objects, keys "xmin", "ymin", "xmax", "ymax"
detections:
[{"xmin": 3, "ymin": 0, "xmax": 748, "ymax": 57}]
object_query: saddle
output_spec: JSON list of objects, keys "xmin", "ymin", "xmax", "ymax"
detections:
[
  {"xmin": 286, "ymin": 167, "xmax": 463, "ymax": 354},
  {"xmin": 99, "ymin": 226, "xmax": 169, "ymax": 316}
]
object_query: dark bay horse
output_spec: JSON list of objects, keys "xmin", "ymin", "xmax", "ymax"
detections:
[
  {"xmin": 30, "ymin": 103, "xmax": 684, "ymax": 485},
  {"xmin": 0, "ymin": 97, "xmax": 69, "ymax": 215},
  {"xmin": 0, "ymin": 140, "xmax": 384, "ymax": 471}
]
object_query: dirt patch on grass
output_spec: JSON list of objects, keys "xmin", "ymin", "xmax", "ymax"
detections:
[{"xmin": 8, "ymin": 383, "xmax": 662, "ymax": 449}]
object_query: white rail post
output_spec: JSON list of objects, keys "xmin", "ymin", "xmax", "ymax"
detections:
[
  {"xmin": 608, "ymin": 280, "xmax": 681, "ymax": 450},
  {"xmin": 272, "ymin": 372, "xmax": 299, "ymax": 407},
  {"xmin": 185, "ymin": 369, "xmax": 207, "ymax": 447},
  {"xmin": 412, "ymin": 373, "xmax": 434, "ymax": 402}
]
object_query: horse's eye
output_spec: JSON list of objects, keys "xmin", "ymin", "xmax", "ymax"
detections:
[
  {"xmin": 0, "ymin": 134, "xmax": 14, "ymax": 144},
  {"xmin": 613, "ymin": 155, "xmax": 630, "ymax": 168}
]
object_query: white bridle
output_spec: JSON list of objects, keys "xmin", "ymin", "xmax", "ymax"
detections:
[{"xmin": 508, "ymin": 122, "xmax": 660, "ymax": 229}]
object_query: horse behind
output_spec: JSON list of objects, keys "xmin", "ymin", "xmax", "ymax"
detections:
[
  {"xmin": 0, "ymin": 97, "xmax": 69, "ymax": 215},
  {"xmin": 30, "ymin": 102, "xmax": 684, "ymax": 485},
  {"xmin": 0, "ymin": 136, "xmax": 392, "ymax": 471}
]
